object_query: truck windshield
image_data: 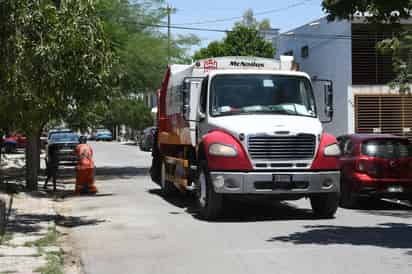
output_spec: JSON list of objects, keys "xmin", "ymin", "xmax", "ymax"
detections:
[{"xmin": 209, "ymin": 74, "xmax": 317, "ymax": 117}]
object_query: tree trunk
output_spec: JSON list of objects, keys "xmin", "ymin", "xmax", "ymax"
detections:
[{"xmin": 25, "ymin": 130, "xmax": 41, "ymax": 191}]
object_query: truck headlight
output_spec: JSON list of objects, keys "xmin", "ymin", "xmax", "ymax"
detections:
[
  {"xmin": 208, "ymin": 143, "xmax": 237, "ymax": 157},
  {"xmin": 323, "ymin": 143, "xmax": 341, "ymax": 157}
]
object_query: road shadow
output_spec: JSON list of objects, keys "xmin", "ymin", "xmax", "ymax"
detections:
[
  {"xmin": 122, "ymin": 142, "xmax": 137, "ymax": 146},
  {"xmin": 55, "ymin": 214, "xmax": 106, "ymax": 228},
  {"xmin": 353, "ymin": 199, "xmax": 412, "ymax": 219},
  {"xmin": 6, "ymin": 210, "xmax": 50, "ymax": 234},
  {"xmin": 147, "ymin": 188, "xmax": 317, "ymax": 222},
  {"xmin": 51, "ymin": 166, "xmax": 149, "ymax": 181},
  {"xmin": 95, "ymin": 166, "xmax": 149, "ymax": 180},
  {"xmin": 6, "ymin": 212, "xmax": 105, "ymax": 234},
  {"xmin": 267, "ymin": 223, "xmax": 412, "ymax": 254}
]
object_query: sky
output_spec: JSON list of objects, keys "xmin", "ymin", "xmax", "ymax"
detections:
[{"xmin": 166, "ymin": 0, "xmax": 326, "ymax": 50}]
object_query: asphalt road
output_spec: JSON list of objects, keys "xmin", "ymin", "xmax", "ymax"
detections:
[{"xmin": 64, "ymin": 141, "xmax": 412, "ymax": 274}]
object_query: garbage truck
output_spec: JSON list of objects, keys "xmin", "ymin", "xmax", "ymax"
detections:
[{"xmin": 150, "ymin": 56, "xmax": 341, "ymax": 220}]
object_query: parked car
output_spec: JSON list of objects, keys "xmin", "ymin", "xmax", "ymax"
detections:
[
  {"xmin": 337, "ymin": 134, "xmax": 412, "ymax": 208},
  {"xmin": 95, "ymin": 129, "xmax": 113, "ymax": 141},
  {"xmin": 2, "ymin": 134, "xmax": 27, "ymax": 153},
  {"xmin": 139, "ymin": 127, "xmax": 155, "ymax": 152},
  {"xmin": 46, "ymin": 131, "xmax": 80, "ymax": 166},
  {"xmin": 48, "ymin": 128, "xmax": 72, "ymax": 140}
]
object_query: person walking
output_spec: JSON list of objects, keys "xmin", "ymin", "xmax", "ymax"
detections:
[
  {"xmin": 44, "ymin": 145, "xmax": 59, "ymax": 191},
  {"xmin": 75, "ymin": 136, "xmax": 97, "ymax": 194}
]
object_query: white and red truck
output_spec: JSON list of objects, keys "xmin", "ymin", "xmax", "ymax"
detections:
[{"xmin": 150, "ymin": 56, "xmax": 341, "ymax": 220}]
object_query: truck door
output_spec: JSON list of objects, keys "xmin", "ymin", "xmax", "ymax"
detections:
[
  {"xmin": 197, "ymin": 77, "xmax": 209, "ymax": 141},
  {"xmin": 183, "ymin": 78, "xmax": 202, "ymax": 146}
]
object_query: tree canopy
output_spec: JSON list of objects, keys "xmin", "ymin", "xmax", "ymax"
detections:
[
  {"xmin": 0, "ymin": 0, "xmax": 115, "ymax": 188},
  {"xmin": 322, "ymin": 0, "xmax": 412, "ymax": 23},
  {"xmin": 193, "ymin": 10, "xmax": 275, "ymax": 60},
  {"xmin": 322, "ymin": 0, "xmax": 412, "ymax": 92}
]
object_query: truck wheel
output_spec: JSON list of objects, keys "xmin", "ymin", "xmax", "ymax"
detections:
[
  {"xmin": 340, "ymin": 178, "xmax": 359, "ymax": 209},
  {"xmin": 196, "ymin": 162, "xmax": 223, "ymax": 220},
  {"xmin": 310, "ymin": 192, "xmax": 339, "ymax": 219},
  {"xmin": 150, "ymin": 156, "xmax": 161, "ymax": 184},
  {"xmin": 160, "ymin": 160, "xmax": 176, "ymax": 196}
]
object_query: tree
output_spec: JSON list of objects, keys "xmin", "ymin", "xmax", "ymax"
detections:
[
  {"xmin": 96, "ymin": 0, "xmax": 199, "ymax": 94},
  {"xmin": 193, "ymin": 10, "xmax": 275, "ymax": 60},
  {"xmin": 322, "ymin": 0, "xmax": 412, "ymax": 92},
  {"xmin": 0, "ymin": 0, "xmax": 114, "ymax": 189},
  {"xmin": 96, "ymin": 97, "xmax": 153, "ymax": 134},
  {"xmin": 224, "ymin": 24, "xmax": 275, "ymax": 57},
  {"xmin": 322, "ymin": 0, "xmax": 412, "ymax": 23}
]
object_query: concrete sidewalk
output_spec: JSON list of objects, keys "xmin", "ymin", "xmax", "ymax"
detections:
[{"xmin": 0, "ymin": 191, "xmax": 81, "ymax": 274}]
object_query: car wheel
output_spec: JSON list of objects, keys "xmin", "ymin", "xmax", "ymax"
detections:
[
  {"xmin": 310, "ymin": 192, "xmax": 339, "ymax": 219},
  {"xmin": 160, "ymin": 160, "xmax": 176, "ymax": 196},
  {"xmin": 340, "ymin": 177, "xmax": 359, "ymax": 209},
  {"xmin": 196, "ymin": 161, "xmax": 223, "ymax": 220}
]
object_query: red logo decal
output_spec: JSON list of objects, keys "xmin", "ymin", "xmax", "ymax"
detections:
[{"xmin": 204, "ymin": 59, "xmax": 218, "ymax": 72}]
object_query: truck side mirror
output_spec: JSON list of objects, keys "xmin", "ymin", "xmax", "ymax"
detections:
[{"xmin": 324, "ymin": 83, "xmax": 334, "ymax": 121}]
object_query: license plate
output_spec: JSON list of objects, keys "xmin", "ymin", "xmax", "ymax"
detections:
[
  {"xmin": 272, "ymin": 174, "xmax": 293, "ymax": 189},
  {"xmin": 273, "ymin": 174, "xmax": 292, "ymax": 183},
  {"xmin": 387, "ymin": 186, "xmax": 404, "ymax": 193}
]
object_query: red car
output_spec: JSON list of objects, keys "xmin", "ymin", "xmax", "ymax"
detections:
[
  {"xmin": 2, "ymin": 134, "xmax": 27, "ymax": 153},
  {"xmin": 337, "ymin": 134, "xmax": 412, "ymax": 208}
]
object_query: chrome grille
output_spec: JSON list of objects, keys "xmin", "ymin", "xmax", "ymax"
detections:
[{"xmin": 248, "ymin": 134, "xmax": 316, "ymax": 160}]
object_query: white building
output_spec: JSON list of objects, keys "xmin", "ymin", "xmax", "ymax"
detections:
[{"xmin": 276, "ymin": 17, "xmax": 412, "ymax": 140}]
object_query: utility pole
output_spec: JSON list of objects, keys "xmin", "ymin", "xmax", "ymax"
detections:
[{"xmin": 166, "ymin": 4, "xmax": 172, "ymax": 64}]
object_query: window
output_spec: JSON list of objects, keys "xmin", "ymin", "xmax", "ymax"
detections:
[
  {"xmin": 283, "ymin": 50, "xmax": 293, "ymax": 56},
  {"xmin": 209, "ymin": 74, "xmax": 317, "ymax": 118},
  {"xmin": 199, "ymin": 77, "xmax": 208, "ymax": 114},
  {"xmin": 343, "ymin": 140, "xmax": 354, "ymax": 155},
  {"xmin": 361, "ymin": 139, "xmax": 412, "ymax": 158},
  {"xmin": 301, "ymin": 45, "xmax": 309, "ymax": 58},
  {"xmin": 337, "ymin": 137, "xmax": 353, "ymax": 156}
]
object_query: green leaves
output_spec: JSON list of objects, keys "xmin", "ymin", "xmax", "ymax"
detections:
[
  {"xmin": 322, "ymin": 0, "xmax": 412, "ymax": 23},
  {"xmin": 193, "ymin": 11, "xmax": 275, "ymax": 60},
  {"xmin": 0, "ymin": 0, "xmax": 114, "ymax": 132},
  {"xmin": 322, "ymin": 0, "xmax": 412, "ymax": 93}
]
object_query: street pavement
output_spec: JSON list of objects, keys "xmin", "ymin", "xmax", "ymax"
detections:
[{"xmin": 64, "ymin": 141, "xmax": 412, "ymax": 274}]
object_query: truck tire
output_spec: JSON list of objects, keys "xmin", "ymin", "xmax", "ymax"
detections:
[
  {"xmin": 150, "ymin": 156, "xmax": 161, "ymax": 184},
  {"xmin": 339, "ymin": 178, "xmax": 359, "ymax": 209},
  {"xmin": 160, "ymin": 160, "xmax": 176, "ymax": 196},
  {"xmin": 196, "ymin": 162, "xmax": 223, "ymax": 221},
  {"xmin": 310, "ymin": 192, "xmax": 339, "ymax": 219}
]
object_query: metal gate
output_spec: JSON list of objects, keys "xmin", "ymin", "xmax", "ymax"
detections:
[{"xmin": 355, "ymin": 94, "xmax": 412, "ymax": 140}]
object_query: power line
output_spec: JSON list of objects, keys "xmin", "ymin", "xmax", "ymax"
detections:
[
  {"xmin": 136, "ymin": 22, "xmax": 229, "ymax": 33},
  {"xmin": 173, "ymin": 0, "xmax": 315, "ymax": 26},
  {"xmin": 134, "ymin": 21, "xmax": 401, "ymax": 42}
]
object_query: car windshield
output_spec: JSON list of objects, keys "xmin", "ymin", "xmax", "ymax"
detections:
[
  {"xmin": 50, "ymin": 133, "xmax": 79, "ymax": 143},
  {"xmin": 361, "ymin": 139, "xmax": 412, "ymax": 158},
  {"xmin": 209, "ymin": 74, "xmax": 317, "ymax": 117}
]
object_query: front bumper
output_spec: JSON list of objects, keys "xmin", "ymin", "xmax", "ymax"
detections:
[
  {"xmin": 210, "ymin": 171, "xmax": 340, "ymax": 194},
  {"xmin": 57, "ymin": 150, "xmax": 78, "ymax": 164},
  {"xmin": 352, "ymin": 174, "xmax": 412, "ymax": 198}
]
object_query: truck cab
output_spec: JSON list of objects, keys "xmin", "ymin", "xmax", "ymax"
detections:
[{"xmin": 152, "ymin": 56, "xmax": 341, "ymax": 220}]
